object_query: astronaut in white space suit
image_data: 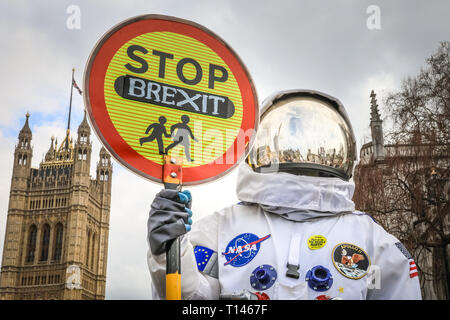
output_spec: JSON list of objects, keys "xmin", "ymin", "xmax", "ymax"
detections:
[{"xmin": 147, "ymin": 89, "xmax": 422, "ymax": 300}]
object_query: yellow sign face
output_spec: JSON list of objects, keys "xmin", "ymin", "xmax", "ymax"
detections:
[
  {"xmin": 104, "ymin": 32, "xmax": 243, "ymax": 167},
  {"xmin": 307, "ymin": 235, "xmax": 327, "ymax": 250},
  {"xmin": 84, "ymin": 15, "xmax": 258, "ymax": 185}
]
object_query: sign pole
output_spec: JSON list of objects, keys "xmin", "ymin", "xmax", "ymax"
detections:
[
  {"xmin": 165, "ymin": 238, "xmax": 181, "ymax": 300},
  {"xmin": 163, "ymin": 155, "xmax": 183, "ymax": 300}
]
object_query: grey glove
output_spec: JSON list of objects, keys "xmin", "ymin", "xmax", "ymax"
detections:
[{"xmin": 148, "ymin": 189, "xmax": 193, "ymax": 255}]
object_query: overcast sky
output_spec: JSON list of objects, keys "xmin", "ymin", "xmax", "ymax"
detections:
[{"xmin": 0, "ymin": 0, "xmax": 448, "ymax": 300}]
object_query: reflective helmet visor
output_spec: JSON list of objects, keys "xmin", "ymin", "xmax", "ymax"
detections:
[{"xmin": 247, "ymin": 92, "xmax": 356, "ymax": 180}]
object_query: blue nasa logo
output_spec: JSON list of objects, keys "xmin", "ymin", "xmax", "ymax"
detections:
[{"xmin": 222, "ymin": 233, "xmax": 271, "ymax": 267}]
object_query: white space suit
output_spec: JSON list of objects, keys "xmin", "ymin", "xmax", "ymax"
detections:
[
  {"xmin": 147, "ymin": 89, "xmax": 422, "ymax": 300},
  {"xmin": 148, "ymin": 163, "xmax": 422, "ymax": 300}
]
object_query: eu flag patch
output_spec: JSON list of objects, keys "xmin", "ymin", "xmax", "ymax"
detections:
[{"xmin": 194, "ymin": 246, "xmax": 215, "ymax": 272}]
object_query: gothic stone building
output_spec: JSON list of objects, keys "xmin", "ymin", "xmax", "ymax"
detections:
[
  {"xmin": 0, "ymin": 112, "xmax": 112, "ymax": 300},
  {"xmin": 354, "ymin": 91, "xmax": 450, "ymax": 300}
]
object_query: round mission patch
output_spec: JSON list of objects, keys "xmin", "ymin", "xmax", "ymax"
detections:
[
  {"xmin": 222, "ymin": 233, "xmax": 271, "ymax": 267},
  {"xmin": 331, "ymin": 243, "xmax": 370, "ymax": 279}
]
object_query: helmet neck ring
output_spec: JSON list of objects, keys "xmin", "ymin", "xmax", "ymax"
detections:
[{"xmin": 253, "ymin": 162, "xmax": 351, "ymax": 181}]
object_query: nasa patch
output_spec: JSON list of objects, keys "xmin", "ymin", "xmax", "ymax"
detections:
[
  {"xmin": 222, "ymin": 233, "xmax": 271, "ymax": 267},
  {"xmin": 331, "ymin": 243, "xmax": 371, "ymax": 280}
]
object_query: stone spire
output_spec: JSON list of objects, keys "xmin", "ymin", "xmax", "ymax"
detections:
[
  {"xmin": 17, "ymin": 113, "xmax": 32, "ymax": 152},
  {"xmin": 77, "ymin": 110, "xmax": 90, "ymax": 134},
  {"xmin": 370, "ymin": 90, "xmax": 381, "ymax": 122},
  {"xmin": 19, "ymin": 112, "xmax": 32, "ymax": 138},
  {"xmin": 369, "ymin": 90, "xmax": 385, "ymax": 162},
  {"xmin": 77, "ymin": 109, "xmax": 91, "ymax": 145},
  {"xmin": 14, "ymin": 113, "xmax": 33, "ymax": 178},
  {"xmin": 44, "ymin": 136, "xmax": 55, "ymax": 162},
  {"xmin": 97, "ymin": 146, "xmax": 112, "ymax": 184}
]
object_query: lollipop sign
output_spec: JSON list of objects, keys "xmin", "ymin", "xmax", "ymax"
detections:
[{"xmin": 84, "ymin": 15, "xmax": 258, "ymax": 185}]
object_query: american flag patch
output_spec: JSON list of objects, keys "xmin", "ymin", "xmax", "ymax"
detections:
[
  {"xmin": 409, "ymin": 259, "xmax": 418, "ymax": 278},
  {"xmin": 395, "ymin": 242, "xmax": 418, "ymax": 278}
]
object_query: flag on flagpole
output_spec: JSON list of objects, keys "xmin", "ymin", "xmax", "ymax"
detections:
[{"xmin": 72, "ymin": 78, "xmax": 82, "ymax": 95}]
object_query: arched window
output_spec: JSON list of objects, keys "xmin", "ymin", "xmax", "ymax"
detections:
[
  {"xmin": 26, "ymin": 225, "xmax": 37, "ymax": 263},
  {"xmin": 53, "ymin": 223, "xmax": 63, "ymax": 262},
  {"xmin": 86, "ymin": 230, "xmax": 91, "ymax": 266},
  {"xmin": 39, "ymin": 224, "xmax": 51, "ymax": 261},
  {"xmin": 78, "ymin": 149, "xmax": 87, "ymax": 160},
  {"xmin": 91, "ymin": 233, "xmax": 96, "ymax": 270}
]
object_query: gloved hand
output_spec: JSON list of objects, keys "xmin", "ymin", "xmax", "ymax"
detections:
[{"xmin": 148, "ymin": 189, "xmax": 193, "ymax": 255}]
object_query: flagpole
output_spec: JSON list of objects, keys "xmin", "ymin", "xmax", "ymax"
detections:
[{"xmin": 66, "ymin": 68, "xmax": 75, "ymax": 149}]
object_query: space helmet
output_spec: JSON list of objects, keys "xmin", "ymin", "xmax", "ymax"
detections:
[{"xmin": 246, "ymin": 89, "xmax": 356, "ymax": 181}]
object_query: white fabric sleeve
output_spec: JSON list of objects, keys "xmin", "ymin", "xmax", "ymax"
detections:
[
  {"xmin": 147, "ymin": 212, "xmax": 220, "ymax": 300},
  {"xmin": 366, "ymin": 222, "xmax": 422, "ymax": 300}
]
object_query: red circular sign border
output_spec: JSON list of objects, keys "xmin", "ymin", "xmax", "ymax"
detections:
[{"xmin": 83, "ymin": 15, "xmax": 258, "ymax": 185}]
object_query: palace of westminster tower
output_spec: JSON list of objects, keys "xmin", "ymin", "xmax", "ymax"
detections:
[{"xmin": 0, "ymin": 112, "xmax": 112, "ymax": 299}]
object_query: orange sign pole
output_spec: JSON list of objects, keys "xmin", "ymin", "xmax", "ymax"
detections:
[{"xmin": 162, "ymin": 155, "xmax": 183, "ymax": 300}]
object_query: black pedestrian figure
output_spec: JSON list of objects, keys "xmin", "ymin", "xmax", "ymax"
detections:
[
  {"xmin": 139, "ymin": 116, "xmax": 170, "ymax": 154},
  {"xmin": 165, "ymin": 115, "xmax": 199, "ymax": 162}
]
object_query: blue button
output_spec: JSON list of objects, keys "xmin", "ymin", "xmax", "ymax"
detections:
[
  {"xmin": 305, "ymin": 265, "xmax": 333, "ymax": 292},
  {"xmin": 250, "ymin": 264, "xmax": 277, "ymax": 291}
]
